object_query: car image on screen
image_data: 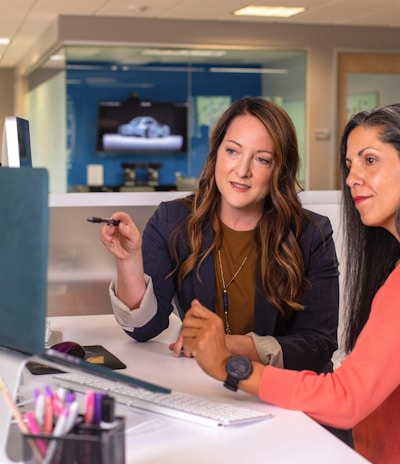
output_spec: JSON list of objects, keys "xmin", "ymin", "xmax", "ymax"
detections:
[{"xmin": 117, "ymin": 116, "xmax": 171, "ymax": 138}]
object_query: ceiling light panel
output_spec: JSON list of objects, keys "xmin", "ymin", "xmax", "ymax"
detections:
[{"xmin": 234, "ymin": 6, "xmax": 306, "ymax": 18}]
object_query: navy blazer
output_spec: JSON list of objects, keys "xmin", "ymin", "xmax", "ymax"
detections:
[{"xmin": 128, "ymin": 200, "xmax": 339, "ymax": 374}]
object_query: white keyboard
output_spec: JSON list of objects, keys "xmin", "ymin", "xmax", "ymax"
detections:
[{"xmin": 53, "ymin": 372, "xmax": 273, "ymax": 427}]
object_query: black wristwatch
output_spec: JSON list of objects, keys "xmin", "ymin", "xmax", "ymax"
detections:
[{"xmin": 223, "ymin": 355, "xmax": 253, "ymax": 392}]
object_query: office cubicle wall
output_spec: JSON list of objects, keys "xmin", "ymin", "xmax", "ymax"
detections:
[
  {"xmin": 48, "ymin": 192, "xmax": 187, "ymax": 316},
  {"xmin": 48, "ymin": 191, "xmax": 344, "ymax": 326}
]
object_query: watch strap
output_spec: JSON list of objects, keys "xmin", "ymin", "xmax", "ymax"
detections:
[{"xmin": 223, "ymin": 374, "xmax": 239, "ymax": 392}]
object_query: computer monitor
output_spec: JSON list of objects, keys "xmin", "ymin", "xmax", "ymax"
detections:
[
  {"xmin": 0, "ymin": 166, "xmax": 169, "ymax": 389},
  {"xmin": 0, "ymin": 167, "xmax": 169, "ymax": 462},
  {"xmin": 1, "ymin": 116, "xmax": 32, "ymax": 167}
]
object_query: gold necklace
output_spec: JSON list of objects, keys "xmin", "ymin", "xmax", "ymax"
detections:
[{"xmin": 217, "ymin": 247, "xmax": 251, "ymax": 335}]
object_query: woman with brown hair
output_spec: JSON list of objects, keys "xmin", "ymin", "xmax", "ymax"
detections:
[{"xmin": 102, "ymin": 96, "xmax": 340, "ymax": 376}]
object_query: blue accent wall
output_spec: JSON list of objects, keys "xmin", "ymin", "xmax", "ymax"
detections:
[{"xmin": 66, "ymin": 63, "xmax": 262, "ymax": 187}]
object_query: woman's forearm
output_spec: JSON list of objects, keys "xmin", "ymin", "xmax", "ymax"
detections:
[
  {"xmin": 115, "ymin": 253, "xmax": 147, "ymax": 310},
  {"xmin": 225, "ymin": 334, "xmax": 262, "ymax": 362}
]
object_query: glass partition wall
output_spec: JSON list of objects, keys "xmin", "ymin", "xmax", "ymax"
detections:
[{"xmin": 27, "ymin": 45, "xmax": 306, "ymax": 193}]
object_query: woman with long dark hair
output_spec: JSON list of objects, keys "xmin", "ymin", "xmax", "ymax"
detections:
[{"xmin": 181, "ymin": 103, "xmax": 400, "ymax": 464}]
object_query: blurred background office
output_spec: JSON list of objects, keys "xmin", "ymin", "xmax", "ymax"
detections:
[{"xmin": 2, "ymin": 1, "xmax": 400, "ymax": 194}]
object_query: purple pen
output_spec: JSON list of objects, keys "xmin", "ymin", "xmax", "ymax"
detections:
[
  {"xmin": 64, "ymin": 401, "xmax": 79, "ymax": 433},
  {"xmin": 94, "ymin": 392, "xmax": 106, "ymax": 425},
  {"xmin": 52, "ymin": 407, "xmax": 70, "ymax": 435},
  {"xmin": 65, "ymin": 392, "xmax": 76, "ymax": 405},
  {"xmin": 44, "ymin": 407, "xmax": 71, "ymax": 464}
]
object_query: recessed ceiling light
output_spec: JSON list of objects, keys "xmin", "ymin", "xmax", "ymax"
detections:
[
  {"xmin": 127, "ymin": 5, "xmax": 148, "ymax": 14},
  {"xmin": 233, "ymin": 6, "xmax": 306, "ymax": 18},
  {"xmin": 0, "ymin": 38, "xmax": 11, "ymax": 45}
]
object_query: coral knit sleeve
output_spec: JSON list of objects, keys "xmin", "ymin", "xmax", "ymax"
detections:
[{"xmin": 258, "ymin": 265, "xmax": 400, "ymax": 463}]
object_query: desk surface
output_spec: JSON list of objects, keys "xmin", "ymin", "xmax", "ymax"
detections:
[{"xmin": 26, "ymin": 314, "xmax": 369, "ymax": 464}]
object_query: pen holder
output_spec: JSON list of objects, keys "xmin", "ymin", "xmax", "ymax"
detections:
[{"xmin": 22, "ymin": 416, "xmax": 125, "ymax": 464}]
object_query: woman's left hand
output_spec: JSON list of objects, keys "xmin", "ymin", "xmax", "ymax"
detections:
[{"xmin": 169, "ymin": 334, "xmax": 194, "ymax": 358}]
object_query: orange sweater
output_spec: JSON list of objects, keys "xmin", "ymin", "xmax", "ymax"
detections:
[{"xmin": 259, "ymin": 265, "xmax": 400, "ymax": 464}]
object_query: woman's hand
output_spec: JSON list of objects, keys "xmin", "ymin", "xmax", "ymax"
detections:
[
  {"xmin": 181, "ymin": 300, "xmax": 265, "ymax": 396},
  {"xmin": 100, "ymin": 212, "xmax": 142, "ymax": 261},
  {"xmin": 169, "ymin": 334, "xmax": 194, "ymax": 358},
  {"xmin": 100, "ymin": 212, "xmax": 147, "ymax": 309},
  {"xmin": 180, "ymin": 299, "xmax": 230, "ymax": 381}
]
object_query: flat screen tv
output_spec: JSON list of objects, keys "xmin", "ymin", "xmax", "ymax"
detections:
[{"xmin": 96, "ymin": 99, "xmax": 188, "ymax": 154}]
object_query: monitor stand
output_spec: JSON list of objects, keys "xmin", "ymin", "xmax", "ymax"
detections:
[{"xmin": 0, "ymin": 349, "xmax": 30, "ymax": 463}]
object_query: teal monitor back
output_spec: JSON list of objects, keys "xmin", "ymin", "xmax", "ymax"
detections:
[{"xmin": 0, "ymin": 167, "xmax": 48, "ymax": 355}]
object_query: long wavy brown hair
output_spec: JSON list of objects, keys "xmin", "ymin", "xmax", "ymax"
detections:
[{"xmin": 171, "ymin": 97, "xmax": 306, "ymax": 316}]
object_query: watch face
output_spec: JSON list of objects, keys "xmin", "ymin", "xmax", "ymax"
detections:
[{"xmin": 227, "ymin": 355, "xmax": 252, "ymax": 380}]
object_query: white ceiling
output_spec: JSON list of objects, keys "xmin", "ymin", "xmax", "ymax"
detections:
[{"xmin": 1, "ymin": 0, "xmax": 400, "ymax": 68}]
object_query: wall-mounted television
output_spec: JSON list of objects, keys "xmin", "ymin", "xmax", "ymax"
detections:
[{"xmin": 96, "ymin": 98, "xmax": 188, "ymax": 154}]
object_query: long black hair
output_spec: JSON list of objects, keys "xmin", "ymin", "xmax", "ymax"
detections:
[{"xmin": 339, "ymin": 104, "xmax": 400, "ymax": 352}]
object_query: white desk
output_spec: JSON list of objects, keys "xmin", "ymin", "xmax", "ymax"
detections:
[{"xmin": 23, "ymin": 314, "xmax": 369, "ymax": 464}]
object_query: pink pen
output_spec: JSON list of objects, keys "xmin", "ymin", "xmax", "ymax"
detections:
[
  {"xmin": 84, "ymin": 391, "xmax": 95, "ymax": 425},
  {"xmin": 52, "ymin": 392, "xmax": 64, "ymax": 417},
  {"xmin": 24, "ymin": 410, "xmax": 47, "ymax": 455}
]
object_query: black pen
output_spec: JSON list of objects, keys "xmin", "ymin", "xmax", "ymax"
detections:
[{"xmin": 87, "ymin": 216, "xmax": 120, "ymax": 226}]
